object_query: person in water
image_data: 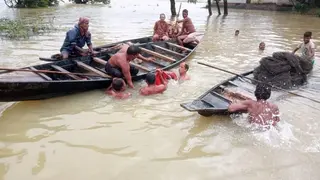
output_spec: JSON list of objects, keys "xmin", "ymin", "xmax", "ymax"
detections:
[
  {"xmin": 152, "ymin": 13, "xmax": 170, "ymax": 42},
  {"xmin": 292, "ymin": 31, "xmax": 316, "ymax": 65},
  {"xmin": 178, "ymin": 62, "xmax": 190, "ymax": 80},
  {"xmin": 259, "ymin": 42, "xmax": 265, "ymax": 51},
  {"xmin": 105, "ymin": 45, "xmax": 141, "ymax": 89},
  {"xmin": 140, "ymin": 71, "xmax": 168, "ymax": 96},
  {"xmin": 235, "ymin": 30, "xmax": 239, "ymax": 36},
  {"xmin": 106, "ymin": 78, "xmax": 131, "ymax": 99},
  {"xmin": 228, "ymin": 83, "xmax": 280, "ymax": 126},
  {"xmin": 60, "ymin": 17, "xmax": 94, "ymax": 59},
  {"xmin": 176, "ymin": 9, "xmax": 199, "ymax": 46}
]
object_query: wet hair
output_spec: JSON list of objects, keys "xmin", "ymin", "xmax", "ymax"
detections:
[
  {"xmin": 184, "ymin": 64, "xmax": 189, "ymax": 71},
  {"xmin": 182, "ymin": 9, "xmax": 188, "ymax": 14},
  {"xmin": 235, "ymin": 30, "xmax": 239, "ymax": 33},
  {"xmin": 112, "ymin": 78, "xmax": 123, "ymax": 91},
  {"xmin": 304, "ymin": 31, "xmax": 312, "ymax": 38},
  {"xmin": 145, "ymin": 72, "xmax": 156, "ymax": 84},
  {"xmin": 254, "ymin": 83, "xmax": 271, "ymax": 100},
  {"xmin": 127, "ymin": 45, "xmax": 141, "ymax": 55}
]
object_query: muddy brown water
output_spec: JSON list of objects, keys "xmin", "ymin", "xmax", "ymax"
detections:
[{"xmin": 0, "ymin": 0, "xmax": 320, "ymax": 179}]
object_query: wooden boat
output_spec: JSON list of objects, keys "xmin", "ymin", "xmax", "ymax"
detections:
[
  {"xmin": 180, "ymin": 71, "xmax": 255, "ymax": 117},
  {"xmin": 0, "ymin": 36, "xmax": 202, "ymax": 102}
]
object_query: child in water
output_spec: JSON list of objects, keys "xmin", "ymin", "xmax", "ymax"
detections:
[{"xmin": 292, "ymin": 31, "xmax": 316, "ymax": 65}]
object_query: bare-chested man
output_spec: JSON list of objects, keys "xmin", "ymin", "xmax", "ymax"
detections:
[
  {"xmin": 105, "ymin": 45, "xmax": 141, "ymax": 88},
  {"xmin": 179, "ymin": 62, "xmax": 190, "ymax": 80},
  {"xmin": 176, "ymin": 9, "xmax": 199, "ymax": 46},
  {"xmin": 228, "ymin": 83, "xmax": 280, "ymax": 126},
  {"xmin": 115, "ymin": 42, "xmax": 155, "ymax": 64},
  {"xmin": 152, "ymin": 13, "xmax": 170, "ymax": 42},
  {"xmin": 140, "ymin": 71, "xmax": 167, "ymax": 96},
  {"xmin": 106, "ymin": 78, "xmax": 131, "ymax": 99}
]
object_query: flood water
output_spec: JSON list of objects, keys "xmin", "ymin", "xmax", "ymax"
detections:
[{"xmin": 0, "ymin": 0, "xmax": 320, "ymax": 179}]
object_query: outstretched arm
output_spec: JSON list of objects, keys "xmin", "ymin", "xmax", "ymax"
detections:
[
  {"xmin": 228, "ymin": 100, "xmax": 251, "ymax": 112},
  {"xmin": 137, "ymin": 54, "xmax": 156, "ymax": 62},
  {"xmin": 121, "ymin": 64, "xmax": 134, "ymax": 88},
  {"xmin": 292, "ymin": 43, "xmax": 301, "ymax": 54}
]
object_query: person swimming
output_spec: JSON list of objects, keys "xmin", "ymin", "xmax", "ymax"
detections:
[
  {"xmin": 140, "ymin": 71, "xmax": 168, "ymax": 96},
  {"xmin": 106, "ymin": 78, "xmax": 131, "ymax": 99}
]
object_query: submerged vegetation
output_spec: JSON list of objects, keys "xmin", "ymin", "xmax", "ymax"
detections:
[{"xmin": 0, "ymin": 17, "xmax": 56, "ymax": 39}]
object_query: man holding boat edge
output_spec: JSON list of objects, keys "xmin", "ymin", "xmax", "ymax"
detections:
[
  {"xmin": 228, "ymin": 83, "xmax": 280, "ymax": 127},
  {"xmin": 60, "ymin": 17, "xmax": 94, "ymax": 59},
  {"xmin": 105, "ymin": 45, "xmax": 141, "ymax": 89}
]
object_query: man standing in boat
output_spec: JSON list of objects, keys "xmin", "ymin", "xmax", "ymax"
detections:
[
  {"xmin": 176, "ymin": 9, "xmax": 199, "ymax": 46},
  {"xmin": 60, "ymin": 17, "xmax": 94, "ymax": 59},
  {"xmin": 152, "ymin": 13, "xmax": 170, "ymax": 42},
  {"xmin": 105, "ymin": 45, "xmax": 141, "ymax": 89},
  {"xmin": 228, "ymin": 83, "xmax": 280, "ymax": 127}
]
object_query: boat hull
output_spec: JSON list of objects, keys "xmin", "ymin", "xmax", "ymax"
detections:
[
  {"xmin": 180, "ymin": 71, "xmax": 254, "ymax": 116},
  {"xmin": 0, "ymin": 36, "xmax": 202, "ymax": 102}
]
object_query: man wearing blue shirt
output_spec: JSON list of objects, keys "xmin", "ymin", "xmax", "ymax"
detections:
[{"xmin": 60, "ymin": 17, "xmax": 94, "ymax": 59}]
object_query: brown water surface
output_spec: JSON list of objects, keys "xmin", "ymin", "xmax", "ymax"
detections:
[{"xmin": 0, "ymin": 0, "xmax": 320, "ymax": 179}]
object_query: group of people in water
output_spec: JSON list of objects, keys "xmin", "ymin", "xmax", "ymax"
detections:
[{"xmin": 58, "ymin": 9, "xmax": 316, "ymax": 128}]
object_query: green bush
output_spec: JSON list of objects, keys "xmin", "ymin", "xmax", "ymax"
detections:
[{"xmin": 294, "ymin": 2, "xmax": 310, "ymax": 13}]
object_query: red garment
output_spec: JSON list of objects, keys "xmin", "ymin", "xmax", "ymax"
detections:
[{"xmin": 155, "ymin": 70, "xmax": 177, "ymax": 85}]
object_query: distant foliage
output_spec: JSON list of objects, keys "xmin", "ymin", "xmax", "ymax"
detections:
[{"xmin": 294, "ymin": 2, "xmax": 311, "ymax": 13}]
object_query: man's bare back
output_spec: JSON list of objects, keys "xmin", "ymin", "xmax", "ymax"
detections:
[
  {"xmin": 140, "ymin": 71, "xmax": 168, "ymax": 96},
  {"xmin": 228, "ymin": 83, "xmax": 280, "ymax": 127},
  {"xmin": 229, "ymin": 100, "xmax": 280, "ymax": 126},
  {"xmin": 108, "ymin": 53, "xmax": 134, "ymax": 87},
  {"xmin": 140, "ymin": 84, "xmax": 167, "ymax": 96},
  {"xmin": 105, "ymin": 45, "xmax": 141, "ymax": 88}
]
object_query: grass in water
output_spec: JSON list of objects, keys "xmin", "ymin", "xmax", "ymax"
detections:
[{"xmin": 0, "ymin": 16, "xmax": 56, "ymax": 39}]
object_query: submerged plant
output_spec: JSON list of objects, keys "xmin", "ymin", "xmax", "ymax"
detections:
[{"xmin": 0, "ymin": 17, "xmax": 56, "ymax": 39}]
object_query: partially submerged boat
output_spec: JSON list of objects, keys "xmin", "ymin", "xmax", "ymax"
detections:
[
  {"xmin": 180, "ymin": 71, "xmax": 256, "ymax": 117},
  {"xmin": 0, "ymin": 36, "xmax": 202, "ymax": 102}
]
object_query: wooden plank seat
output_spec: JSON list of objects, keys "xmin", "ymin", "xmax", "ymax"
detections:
[
  {"xmin": 50, "ymin": 65, "xmax": 82, "ymax": 80},
  {"xmin": 129, "ymin": 62, "xmax": 151, "ymax": 72},
  {"xmin": 140, "ymin": 47, "xmax": 176, "ymax": 63},
  {"xmin": 74, "ymin": 60, "xmax": 111, "ymax": 78},
  {"xmin": 29, "ymin": 67, "xmax": 52, "ymax": 81},
  {"xmin": 92, "ymin": 57, "xmax": 107, "ymax": 66},
  {"xmin": 166, "ymin": 42, "xmax": 192, "ymax": 52},
  {"xmin": 151, "ymin": 44, "xmax": 185, "ymax": 57}
]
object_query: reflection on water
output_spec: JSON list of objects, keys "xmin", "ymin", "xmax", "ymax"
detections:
[{"xmin": 1, "ymin": 0, "xmax": 320, "ymax": 179}]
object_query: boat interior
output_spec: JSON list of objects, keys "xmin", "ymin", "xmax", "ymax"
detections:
[{"xmin": 0, "ymin": 39, "xmax": 199, "ymax": 83}]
